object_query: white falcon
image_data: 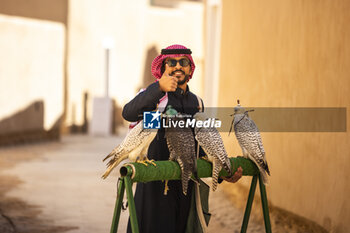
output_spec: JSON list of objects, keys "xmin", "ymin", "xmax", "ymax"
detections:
[
  {"xmin": 102, "ymin": 113, "xmax": 158, "ymax": 179},
  {"xmin": 230, "ymin": 100, "xmax": 270, "ymax": 184},
  {"xmin": 193, "ymin": 112, "xmax": 232, "ymax": 191}
]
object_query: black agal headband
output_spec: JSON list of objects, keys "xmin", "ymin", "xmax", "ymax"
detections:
[{"xmin": 161, "ymin": 48, "xmax": 192, "ymax": 55}]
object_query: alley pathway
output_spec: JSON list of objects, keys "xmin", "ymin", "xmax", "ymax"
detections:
[{"xmin": 0, "ymin": 134, "xmax": 264, "ymax": 233}]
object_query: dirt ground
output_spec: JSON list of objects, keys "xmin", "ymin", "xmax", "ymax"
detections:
[
  {"xmin": 0, "ymin": 142, "xmax": 78, "ymax": 233},
  {"xmin": 210, "ymin": 181, "xmax": 328, "ymax": 233},
  {"xmin": 0, "ymin": 135, "xmax": 328, "ymax": 233}
]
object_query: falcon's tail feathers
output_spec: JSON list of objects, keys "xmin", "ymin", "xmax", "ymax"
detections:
[
  {"xmin": 259, "ymin": 168, "xmax": 269, "ymax": 185},
  {"xmin": 211, "ymin": 160, "xmax": 221, "ymax": 191},
  {"xmin": 181, "ymin": 170, "xmax": 193, "ymax": 196},
  {"xmin": 101, "ymin": 153, "xmax": 128, "ymax": 179},
  {"xmin": 102, "ymin": 147, "xmax": 121, "ymax": 162}
]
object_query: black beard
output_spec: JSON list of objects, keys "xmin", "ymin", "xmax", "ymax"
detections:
[{"xmin": 177, "ymin": 75, "xmax": 189, "ymax": 85}]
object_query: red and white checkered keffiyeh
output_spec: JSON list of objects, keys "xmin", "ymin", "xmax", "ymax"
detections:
[
  {"xmin": 129, "ymin": 45, "xmax": 195, "ymax": 129},
  {"xmin": 151, "ymin": 44, "xmax": 196, "ymax": 81}
]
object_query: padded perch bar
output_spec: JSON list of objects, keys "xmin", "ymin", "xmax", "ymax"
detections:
[{"xmin": 120, "ymin": 157, "xmax": 259, "ymax": 182}]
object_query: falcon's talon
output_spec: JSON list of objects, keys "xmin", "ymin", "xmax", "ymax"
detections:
[
  {"xmin": 136, "ymin": 158, "xmax": 157, "ymax": 167},
  {"xmin": 145, "ymin": 159, "xmax": 157, "ymax": 167},
  {"xmin": 136, "ymin": 160, "xmax": 149, "ymax": 166}
]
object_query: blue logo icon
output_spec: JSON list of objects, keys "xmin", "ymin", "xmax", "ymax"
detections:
[{"xmin": 143, "ymin": 110, "xmax": 161, "ymax": 129}]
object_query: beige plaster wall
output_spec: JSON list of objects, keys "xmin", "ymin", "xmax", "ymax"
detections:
[
  {"xmin": 67, "ymin": 0, "xmax": 147, "ymax": 127},
  {"xmin": 144, "ymin": 1, "xmax": 205, "ymax": 97},
  {"xmin": 218, "ymin": 0, "xmax": 350, "ymax": 232},
  {"xmin": 67, "ymin": 0, "xmax": 204, "ymax": 126},
  {"xmin": 0, "ymin": 14, "xmax": 65, "ymax": 131}
]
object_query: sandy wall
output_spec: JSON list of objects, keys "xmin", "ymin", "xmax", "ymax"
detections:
[
  {"xmin": 0, "ymin": 14, "xmax": 65, "ymax": 131},
  {"xmin": 218, "ymin": 0, "xmax": 350, "ymax": 232},
  {"xmin": 67, "ymin": 0, "xmax": 205, "ymax": 127}
]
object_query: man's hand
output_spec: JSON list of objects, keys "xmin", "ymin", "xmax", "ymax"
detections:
[
  {"xmin": 159, "ymin": 72, "xmax": 178, "ymax": 92},
  {"xmin": 221, "ymin": 166, "xmax": 243, "ymax": 183}
]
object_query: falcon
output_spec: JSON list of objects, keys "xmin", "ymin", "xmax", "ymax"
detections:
[
  {"xmin": 164, "ymin": 106, "xmax": 197, "ymax": 195},
  {"xmin": 102, "ymin": 118, "xmax": 157, "ymax": 179},
  {"xmin": 230, "ymin": 100, "xmax": 270, "ymax": 184},
  {"xmin": 193, "ymin": 112, "xmax": 232, "ymax": 191}
]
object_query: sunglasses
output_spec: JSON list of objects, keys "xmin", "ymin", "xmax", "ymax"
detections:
[{"xmin": 165, "ymin": 58, "xmax": 191, "ymax": 67}]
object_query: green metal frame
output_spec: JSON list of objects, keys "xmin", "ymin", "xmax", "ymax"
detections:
[
  {"xmin": 240, "ymin": 174, "xmax": 272, "ymax": 233},
  {"xmin": 109, "ymin": 157, "xmax": 272, "ymax": 233}
]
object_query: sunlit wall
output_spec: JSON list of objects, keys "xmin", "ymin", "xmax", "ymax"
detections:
[
  {"xmin": 67, "ymin": 0, "xmax": 204, "ymax": 127},
  {"xmin": 218, "ymin": 0, "xmax": 350, "ymax": 232},
  {"xmin": 0, "ymin": 14, "xmax": 64, "ymax": 131}
]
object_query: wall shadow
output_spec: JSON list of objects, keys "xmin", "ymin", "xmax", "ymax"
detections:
[
  {"xmin": 0, "ymin": 0, "xmax": 70, "ymax": 136},
  {"xmin": 0, "ymin": 0, "xmax": 68, "ymax": 24},
  {"xmin": 0, "ymin": 101, "xmax": 61, "ymax": 146}
]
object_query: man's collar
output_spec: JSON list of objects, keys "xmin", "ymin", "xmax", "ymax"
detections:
[{"xmin": 175, "ymin": 85, "xmax": 189, "ymax": 96}]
